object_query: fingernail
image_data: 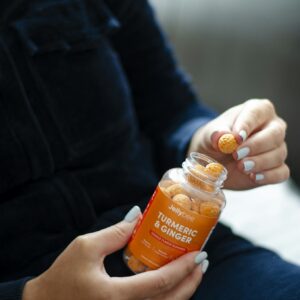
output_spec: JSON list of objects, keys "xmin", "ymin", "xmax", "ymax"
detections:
[
  {"xmin": 124, "ymin": 206, "xmax": 141, "ymax": 222},
  {"xmin": 239, "ymin": 130, "xmax": 247, "ymax": 142},
  {"xmin": 201, "ymin": 259, "xmax": 209, "ymax": 274},
  {"xmin": 244, "ymin": 160, "xmax": 255, "ymax": 172},
  {"xmin": 255, "ymin": 174, "xmax": 265, "ymax": 181},
  {"xmin": 194, "ymin": 251, "xmax": 208, "ymax": 264},
  {"xmin": 236, "ymin": 147, "xmax": 250, "ymax": 160}
]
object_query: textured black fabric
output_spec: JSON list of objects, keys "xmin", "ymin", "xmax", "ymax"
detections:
[
  {"xmin": 0, "ymin": 0, "xmax": 214, "ymax": 297},
  {"xmin": 0, "ymin": 277, "xmax": 32, "ymax": 300}
]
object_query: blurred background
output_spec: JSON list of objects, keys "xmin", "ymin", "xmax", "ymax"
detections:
[
  {"xmin": 150, "ymin": 0, "xmax": 300, "ymax": 265},
  {"xmin": 151, "ymin": 0, "xmax": 300, "ymax": 185}
]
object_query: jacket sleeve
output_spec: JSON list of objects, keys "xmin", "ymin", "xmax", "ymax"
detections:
[
  {"xmin": 110, "ymin": 0, "xmax": 217, "ymax": 172},
  {"xmin": 0, "ymin": 277, "xmax": 32, "ymax": 300}
]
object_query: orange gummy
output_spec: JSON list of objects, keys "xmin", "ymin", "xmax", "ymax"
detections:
[
  {"xmin": 195, "ymin": 164, "xmax": 207, "ymax": 172},
  {"xmin": 160, "ymin": 187, "xmax": 171, "ymax": 198},
  {"xmin": 218, "ymin": 134, "xmax": 238, "ymax": 154},
  {"xmin": 159, "ymin": 180, "xmax": 175, "ymax": 188},
  {"xmin": 187, "ymin": 174, "xmax": 202, "ymax": 189},
  {"xmin": 188, "ymin": 167, "xmax": 205, "ymax": 188},
  {"xmin": 201, "ymin": 183, "xmax": 214, "ymax": 193},
  {"xmin": 200, "ymin": 202, "xmax": 220, "ymax": 217},
  {"xmin": 206, "ymin": 162, "xmax": 224, "ymax": 177},
  {"xmin": 127, "ymin": 255, "xmax": 146, "ymax": 273},
  {"xmin": 172, "ymin": 194, "xmax": 192, "ymax": 210},
  {"xmin": 166, "ymin": 184, "xmax": 187, "ymax": 197},
  {"xmin": 191, "ymin": 198, "xmax": 201, "ymax": 213},
  {"xmin": 187, "ymin": 164, "xmax": 218, "ymax": 192}
]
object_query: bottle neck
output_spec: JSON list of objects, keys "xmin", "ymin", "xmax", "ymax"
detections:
[{"xmin": 182, "ymin": 152, "xmax": 227, "ymax": 193}]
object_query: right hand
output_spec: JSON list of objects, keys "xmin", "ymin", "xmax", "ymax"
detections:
[
  {"xmin": 188, "ymin": 99, "xmax": 288, "ymax": 190},
  {"xmin": 22, "ymin": 206, "xmax": 207, "ymax": 300}
]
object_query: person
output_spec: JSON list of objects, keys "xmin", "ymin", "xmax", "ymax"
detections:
[{"xmin": 0, "ymin": 0, "xmax": 299, "ymax": 299}]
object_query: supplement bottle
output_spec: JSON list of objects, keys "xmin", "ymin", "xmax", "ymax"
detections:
[{"xmin": 124, "ymin": 152, "xmax": 227, "ymax": 273}]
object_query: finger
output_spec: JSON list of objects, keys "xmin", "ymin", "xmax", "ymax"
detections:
[
  {"xmin": 160, "ymin": 262, "xmax": 206, "ymax": 300},
  {"xmin": 249, "ymin": 163, "xmax": 290, "ymax": 185},
  {"xmin": 233, "ymin": 99, "xmax": 276, "ymax": 140},
  {"xmin": 114, "ymin": 251, "xmax": 207, "ymax": 299},
  {"xmin": 238, "ymin": 143, "xmax": 288, "ymax": 174},
  {"xmin": 233, "ymin": 118, "xmax": 287, "ymax": 160},
  {"xmin": 74, "ymin": 206, "xmax": 141, "ymax": 258}
]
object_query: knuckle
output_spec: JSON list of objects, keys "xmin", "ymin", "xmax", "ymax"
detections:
[
  {"xmin": 275, "ymin": 146, "xmax": 286, "ymax": 164},
  {"xmin": 73, "ymin": 235, "xmax": 90, "ymax": 252},
  {"xmin": 279, "ymin": 118, "xmax": 288, "ymax": 131},
  {"xmin": 262, "ymin": 99, "xmax": 275, "ymax": 114},
  {"xmin": 281, "ymin": 143, "xmax": 288, "ymax": 161},
  {"xmin": 113, "ymin": 224, "xmax": 128, "ymax": 240},
  {"xmin": 275, "ymin": 152, "xmax": 283, "ymax": 165},
  {"xmin": 272, "ymin": 127, "xmax": 284, "ymax": 147},
  {"xmin": 274, "ymin": 165, "xmax": 290, "ymax": 183},
  {"xmin": 277, "ymin": 121, "xmax": 287, "ymax": 138},
  {"xmin": 74, "ymin": 235, "xmax": 85, "ymax": 245},
  {"xmin": 155, "ymin": 274, "xmax": 172, "ymax": 292}
]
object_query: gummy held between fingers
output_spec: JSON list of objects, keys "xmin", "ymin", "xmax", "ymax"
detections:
[{"xmin": 218, "ymin": 134, "xmax": 238, "ymax": 154}]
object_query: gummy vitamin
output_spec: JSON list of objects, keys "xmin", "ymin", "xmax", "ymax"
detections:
[
  {"xmin": 172, "ymin": 194, "xmax": 192, "ymax": 210},
  {"xmin": 218, "ymin": 133, "xmax": 238, "ymax": 154}
]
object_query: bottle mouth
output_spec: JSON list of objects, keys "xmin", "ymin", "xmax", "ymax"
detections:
[{"xmin": 182, "ymin": 152, "xmax": 228, "ymax": 191}]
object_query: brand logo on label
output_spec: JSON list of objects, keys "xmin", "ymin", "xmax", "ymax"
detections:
[{"xmin": 168, "ymin": 204, "xmax": 195, "ymax": 222}]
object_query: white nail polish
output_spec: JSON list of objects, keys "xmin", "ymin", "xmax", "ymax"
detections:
[
  {"xmin": 244, "ymin": 160, "xmax": 255, "ymax": 172},
  {"xmin": 195, "ymin": 252, "xmax": 208, "ymax": 264},
  {"xmin": 124, "ymin": 206, "xmax": 141, "ymax": 222},
  {"xmin": 201, "ymin": 260, "xmax": 209, "ymax": 274},
  {"xmin": 255, "ymin": 174, "xmax": 265, "ymax": 181},
  {"xmin": 237, "ymin": 147, "xmax": 250, "ymax": 160},
  {"xmin": 239, "ymin": 130, "xmax": 247, "ymax": 142}
]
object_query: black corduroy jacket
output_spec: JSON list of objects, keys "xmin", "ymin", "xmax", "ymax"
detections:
[{"xmin": 0, "ymin": 0, "xmax": 215, "ymax": 298}]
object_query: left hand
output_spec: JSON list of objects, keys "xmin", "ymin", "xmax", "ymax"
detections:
[
  {"xmin": 23, "ymin": 206, "xmax": 205, "ymax": 300},
  {"xmin": 188, "ymin": 99, "xmax": 289, "ymax": 190}
]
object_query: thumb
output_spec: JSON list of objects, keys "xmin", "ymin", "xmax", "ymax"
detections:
[{"xmin": 84, "ymin": 206, "xmax": 141, "ymax": 258}]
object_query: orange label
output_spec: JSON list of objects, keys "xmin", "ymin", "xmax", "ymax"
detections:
[{"xmin": 128, "ymin": 187, "xmax": 218, "ymax": 269}]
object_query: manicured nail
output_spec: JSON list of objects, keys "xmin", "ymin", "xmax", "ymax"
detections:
[
  {"xmin": 236, "ymin": 147, "xmax": 250, "ymax": 160},
  {"xmin": 239, "ymin": 130, "xmax": 247, "ymax": 142},
  {"xmin": 244, "ymin": 160, "xmax": 255, "ymax": 172},
  {"xmin": 201, "ymin": 259, "xmax": 209, "ymax": 274},
  {"xmin": 255, "ymin": 174, "xmax": 265, "ymax": 181},
  {"xmin": 124, "ymin": 206, "xmax": 141, "ymax": 222},
  {"xmin": 194, "ymin": 251, "xmax": 208, "ymax": 264}
]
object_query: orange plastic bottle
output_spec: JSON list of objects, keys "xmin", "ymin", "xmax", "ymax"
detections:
[{"xmin": 123, "ymin": 152, "xmax": 227, "ymax": 273}]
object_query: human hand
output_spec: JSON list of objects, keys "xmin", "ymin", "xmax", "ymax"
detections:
[
  {"xmin": 22, "ymin": 206, "xmax": 208, "ymax": 300},
  {"xmin": 188, "ymin": 99, "xmax": 289, "ymax": 190}
]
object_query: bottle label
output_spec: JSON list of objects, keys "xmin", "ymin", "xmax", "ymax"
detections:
[{"xmin": 128, "ymin": 186, "xmax": 218, "ymax": 269}]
